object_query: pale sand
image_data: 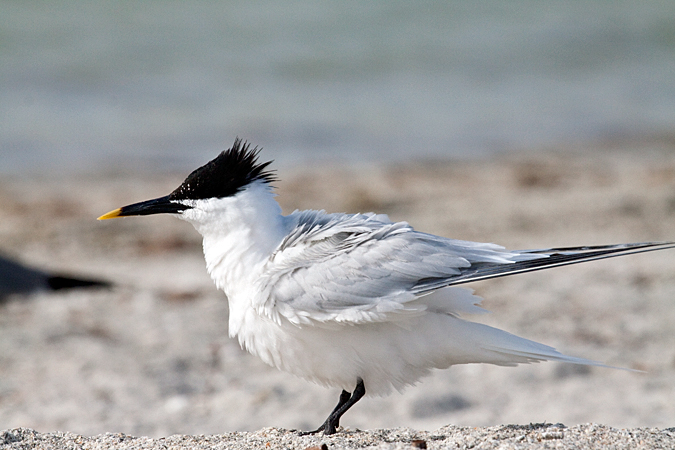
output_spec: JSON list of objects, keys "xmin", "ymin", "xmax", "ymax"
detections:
[
  {"xmin": 1, "ymin": 144, "xmax": 674, "ymax": 448},
  {"xmin": 2, "ymin": 424, "xmax": 675, "ymax": 449}
]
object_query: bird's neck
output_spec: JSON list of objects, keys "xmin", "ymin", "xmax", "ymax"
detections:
[{"xmin": 185, "ymin": 182, "xmax": 287, "ymax": 293}]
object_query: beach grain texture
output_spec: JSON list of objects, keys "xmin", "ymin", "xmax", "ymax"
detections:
[
  {"xmin": 3, "ymin": 424, "xmax": 675, "ymax": 449},
  {"xmin": 1, "ymin": 146, "xmax": 675, "ymax": 448}
]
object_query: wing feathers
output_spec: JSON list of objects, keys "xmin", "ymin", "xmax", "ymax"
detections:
[
  {"xmin": 416, "ymin": 241, "xmax": 675, "ymax": 291},
  {"xmin": 264, "ymin": 210, "xmax": 673, "ymax": 326}
]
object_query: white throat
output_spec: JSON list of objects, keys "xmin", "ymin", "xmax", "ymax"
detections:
[{"xmin": 178, "ymin": 181, "xmax": 287, "ymax": 295}]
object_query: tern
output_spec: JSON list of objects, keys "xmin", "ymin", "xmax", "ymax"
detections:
[{"xmin": 99, "ymin": 138, "xmax": 674, "ymax": 435}]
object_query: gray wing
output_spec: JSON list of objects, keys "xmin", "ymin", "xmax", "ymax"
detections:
[
  {"xmin": 258, "ymin": 210, "xmax": 536, "ymax": 325},
  {"xmin": 260, "ymin": 210, "xmax": 675, "ymax": 326}
]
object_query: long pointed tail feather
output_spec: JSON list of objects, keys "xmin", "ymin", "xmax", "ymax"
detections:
[{"xmin": 416, "ymin": 242, "xmax": 675, "ymax": 291}]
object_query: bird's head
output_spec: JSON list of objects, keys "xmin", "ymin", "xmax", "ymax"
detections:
[{"xmin": 98, "ymin": 138, "xmax": 276, "ymax": 223}]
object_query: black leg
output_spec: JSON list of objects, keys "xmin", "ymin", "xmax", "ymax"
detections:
[
  {"xmin": 332, "ymin": 389, "xmax": 352, "ymax": 426},
  {"xmin": 300, "ymin": 378, "xmax": 366, "ymax": 435}
]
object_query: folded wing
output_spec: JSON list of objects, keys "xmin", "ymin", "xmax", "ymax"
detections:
[{"xmin": 260, "ymin": 210, "xmax": 674, "ymax": 326}]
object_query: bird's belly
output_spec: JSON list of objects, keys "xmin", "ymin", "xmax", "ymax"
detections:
[
  {"xmin": 232, "ymin": 305, "xmax": 572, "ymax": 396},
  {"xmin": 234, "ymin": 311, "xmax": 455, "ymax": 396}
]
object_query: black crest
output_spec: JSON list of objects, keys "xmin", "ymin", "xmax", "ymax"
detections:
[{"xmin": 169, "ymin": 138, "xmax": 276, "ymax": 201}]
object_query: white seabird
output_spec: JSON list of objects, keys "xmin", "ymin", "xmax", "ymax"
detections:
[{"xmin": 99, "ymin": 138, "xmax": 674, "ymax": 434}]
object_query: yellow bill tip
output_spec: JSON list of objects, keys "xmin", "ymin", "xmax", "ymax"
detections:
[{"xmin": 97, "ymin": 208, "xmax": 123, "ymax": 220}]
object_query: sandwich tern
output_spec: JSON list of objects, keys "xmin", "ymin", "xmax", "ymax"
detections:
[{"xmin": 99, "ymin": 138, "xmax": 674, "ymax": 434}]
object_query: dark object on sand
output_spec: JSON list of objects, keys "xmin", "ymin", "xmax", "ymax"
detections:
[{"xmin": 0, "ymin": 253, "xmax": 110, "ymax": 299}]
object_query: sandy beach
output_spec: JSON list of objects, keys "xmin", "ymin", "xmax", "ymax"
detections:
[{"xmin": 1, "ymin": 144, "xmax": 675, "ymax": 448}]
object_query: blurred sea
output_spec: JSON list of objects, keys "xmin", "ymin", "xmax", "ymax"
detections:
[{"xmin": 2, "ymin": 1, "xmax": 675, "ymax": 174}]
